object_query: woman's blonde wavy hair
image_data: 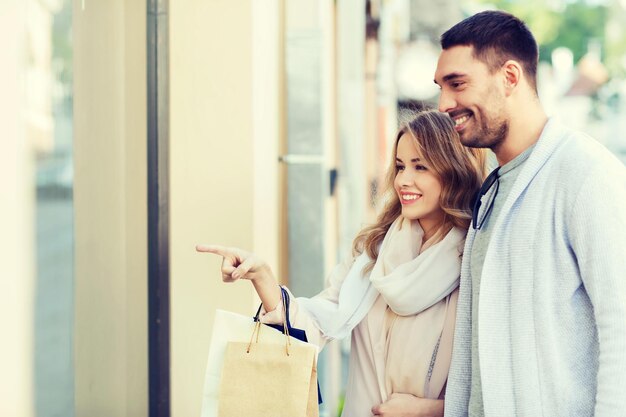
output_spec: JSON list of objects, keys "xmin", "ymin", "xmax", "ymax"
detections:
[{"xmin": 353, "ymin": 110, "xmax": 486, "ymax": 273}]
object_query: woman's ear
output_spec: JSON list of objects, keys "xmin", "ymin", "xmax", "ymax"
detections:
[{"xmin": 502, "ymin": 60, "xmax": 522, "ymax": 96}]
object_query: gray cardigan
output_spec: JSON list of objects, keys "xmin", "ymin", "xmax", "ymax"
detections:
[{"xmin": 444, "ymin": 119, "xmax": 626, "ymax": 417}]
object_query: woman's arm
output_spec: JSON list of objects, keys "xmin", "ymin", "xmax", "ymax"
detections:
[{"xmin": 197, "ymin": 244, "xmax": 356, "ymax": 348}]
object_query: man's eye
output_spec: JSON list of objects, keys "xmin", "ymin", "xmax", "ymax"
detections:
[{"xmin": 451, "ymin": 81, "xmax": 464, "ymax": 88}]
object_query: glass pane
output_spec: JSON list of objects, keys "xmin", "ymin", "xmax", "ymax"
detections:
[{"xmin": 29, "ymin": 0, "xmax": 74, "ymax": 415}]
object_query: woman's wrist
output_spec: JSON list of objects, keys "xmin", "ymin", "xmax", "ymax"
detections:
[
  {"xmin": 419, "ymin": 398, "xmax": 443, "ymax": 417},
  {"xmin": 372, "ymin": 393, "xmax": 443, "ymax": 417},
  {"xmin": 251, "ymin": 269, "xmax": 281, "ymax": 311}
]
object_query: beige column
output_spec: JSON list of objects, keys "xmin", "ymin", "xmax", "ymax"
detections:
[
  {"xmin": 73, "ymin": 1, "xmax": 148, "ymax": 416},
  {"xmin": 169, "ymin": 1, "xmax": 283, "ymax": 416},
  {"xmin": 0, "ymin": 2, "xmax": 35, "ymax": 416}
]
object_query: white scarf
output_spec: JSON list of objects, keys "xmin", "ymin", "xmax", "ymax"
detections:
[{"xmin": 297, "ymin": 217, "xmax": 465, "ymax": 340}]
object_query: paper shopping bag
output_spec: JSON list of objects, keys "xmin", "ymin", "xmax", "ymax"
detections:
[
  {"xmin": 200, "ymin": 309, "xmax": 318, "ymax": 417},
  {"xmin": 253, "ymin": 287, "xmax": 323, "ymax": 405},
  {"xmin": 218, "ymin": 326, "xmax": 319, "ymax": 417}
]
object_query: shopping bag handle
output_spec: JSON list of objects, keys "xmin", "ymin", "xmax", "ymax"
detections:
[
  {"xmin": 253, "ymin": 286, "xmax": 294, "ymax": 330},
  {"xmin": 248, "ymin": 287, "xmax": 291, "ymax": 356}
]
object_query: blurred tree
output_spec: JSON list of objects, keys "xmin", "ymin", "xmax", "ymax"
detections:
[
  {"xmin": 539, "ymin": 3, "xmax": 606, "ymax": 64},
  {"xmin": 466, "ymin": 0, "xmax": 623, "ymax": 77},
  {"xmin": 52, "ymin": 0, "xmax": 73, "ymax": 102},
  {"xmin": 605, "ymin": 0, "xmax": 626, "ymax": 77}
]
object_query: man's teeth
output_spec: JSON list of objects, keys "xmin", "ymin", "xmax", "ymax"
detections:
[
  {"xmin": 455, "ymin": 115, "xmax": 469, "ymax": 126},
  {"xmin": 402, "ymin": 194, "xmax": 420, "ymax": 200}
]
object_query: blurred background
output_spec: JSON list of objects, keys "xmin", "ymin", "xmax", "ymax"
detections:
[{"xmin": 2, "ymin": 0, "xmax": 625, "ymax": 416}]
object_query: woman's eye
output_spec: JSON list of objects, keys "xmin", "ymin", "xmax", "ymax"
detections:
[
  {"xmin": 415, "ymin": 164, "xmax": 427, "ymax": 171},
  {"xmin": 396, "ymin": 165, "xmax": 405, "ymax": 171}
]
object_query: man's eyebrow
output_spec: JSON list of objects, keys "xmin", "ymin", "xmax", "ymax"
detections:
[
  {"xmin": 443, "ymin": 72, "xmax": 466, "ymax": 82},
  {"xmin": 434, "ymin": 72, "xmax": 466, "ymax": 85}
]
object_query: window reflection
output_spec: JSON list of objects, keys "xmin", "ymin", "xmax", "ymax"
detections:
[{"xmin": 29, "ymin": 0, "xmax": 74, "ymax": 415}]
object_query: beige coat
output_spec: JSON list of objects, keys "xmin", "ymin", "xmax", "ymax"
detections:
[{"xmin": 261, "ymin": 259, "xmax": 459, "ymax": 417}]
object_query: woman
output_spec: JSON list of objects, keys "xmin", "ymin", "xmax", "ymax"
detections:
[{"xmin": 197, "ymin": 110, "xmax": 484, "ymax": 417}]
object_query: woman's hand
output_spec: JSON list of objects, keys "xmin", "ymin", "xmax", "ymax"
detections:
[
  {"xmin": 371, "ymin": 393, "xmax": 443, "ymax": 417},
  {"xmin": 195, "ymin": 244, "xmax": 271, "ymax": 282},
  {"xmin": 196, "ymin": 244, "xmax": 281, "ymax": 310}
]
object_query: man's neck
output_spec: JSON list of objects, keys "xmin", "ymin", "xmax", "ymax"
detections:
[{"xmin": 493, "ymin": 104, "xmax": 548, "ymax": 166}]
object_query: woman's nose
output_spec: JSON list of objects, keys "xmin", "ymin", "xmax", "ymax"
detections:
[{"xmin": 397, "ymin": 170, "xmax": 414, "ymax": 186}]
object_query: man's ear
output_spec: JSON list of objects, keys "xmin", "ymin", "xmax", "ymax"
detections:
[{"xmin": 502, "ymin": 60, "xmax": 522, "ymax": 95}]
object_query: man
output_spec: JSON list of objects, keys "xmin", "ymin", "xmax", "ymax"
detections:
[{"xmin": 434, "ymin": 10, "xmax": 626, "ymax": 417}]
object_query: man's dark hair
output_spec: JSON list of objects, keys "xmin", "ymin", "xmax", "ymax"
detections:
[{"xmin": 440, "ymin": 10, "xmax": 539, "ymax": 92}]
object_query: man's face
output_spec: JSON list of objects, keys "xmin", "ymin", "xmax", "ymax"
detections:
[{"xmin": 434, "ymin": 45, "xmax": 509, "ymax": 150}]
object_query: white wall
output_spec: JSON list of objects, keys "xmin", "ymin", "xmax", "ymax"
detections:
[
  {"xmin": 0, "ymin": 2, "xmax": 35, "ymax": 416},
  {"xmin": 169, "ymin": 1, "xmax": 282, "ymax": 415},
  {"xmin": 73, "ymin": 1, "xmax": 148, "ymax": 415}
]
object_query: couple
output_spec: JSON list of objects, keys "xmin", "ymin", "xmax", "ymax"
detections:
[{"xmin": 198, "ymin": 11, "xmax": 626, "ymax": 417}]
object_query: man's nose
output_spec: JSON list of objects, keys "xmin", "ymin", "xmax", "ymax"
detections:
[{"xmin": 438, "ymin": 90, "xmax": 456, "ymax": 113}]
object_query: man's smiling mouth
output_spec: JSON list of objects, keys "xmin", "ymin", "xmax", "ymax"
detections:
[{"xmin": 450, "ymin": 111, "xmax": 473, "ymax": 131}]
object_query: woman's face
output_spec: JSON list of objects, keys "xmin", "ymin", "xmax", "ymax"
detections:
[{"xmin": 393, "ymin": 133, "xmax": 445, "ymax": 235}]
